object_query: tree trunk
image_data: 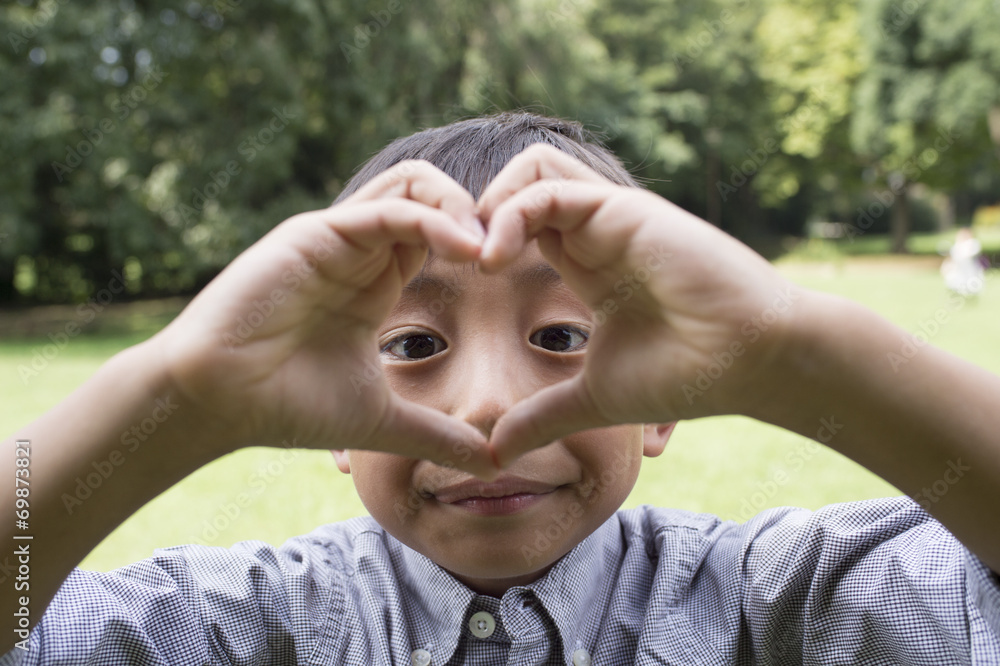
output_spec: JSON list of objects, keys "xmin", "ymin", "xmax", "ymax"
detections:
[
  {"xmin": 0, "ymin": 260, "xmax": 16, "ymax": 304},
  {"xmin": 705, "ymin": 145, "xmax": 722, "ymax": 228},
  {"xmin": 940, "ymin": 193, "xmax": 956, "ymax": 231},
  {"xmin": 988, "ymin": 106, "xmax": 1000, "ymax": 159},
  {"xmin": 890, "ymin": 185, "xmax": 911, "ymax": 254}
]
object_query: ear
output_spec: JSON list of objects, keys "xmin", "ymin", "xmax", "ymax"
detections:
[
  {"xmin": 642, "ymin": 422, "xmax": 677, "ymax": 458},
  {"xmin": 331, "ymin": 450, "xmax": 351, "ymax": 474}
]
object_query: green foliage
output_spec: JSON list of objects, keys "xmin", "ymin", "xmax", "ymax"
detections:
[
  {"xmin": 852, "ymin": 0, "xmax": 1000, "ymax": 193},
  {"xmin": 2, "ymin": 0, "xmax": 999, "ymax": 303},
  {"xmin": 0, "ymin": 0, "xmax": 647, "ymax": 303}
]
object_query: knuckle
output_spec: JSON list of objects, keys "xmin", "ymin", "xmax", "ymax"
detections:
[
  {"xmin": 280, "ymin": 210, "xmax": 318, "ymax": 230},
  {"xmin": 583, "ymin": 383, "xmax": 614, "ymax": 426},
  {"xmin": 524, "ymin": 142, "xmax": 556, "ymax": 157},
  {"xmin": 518, "ymin": 408, "xmax": 550, "ymax": 445},
  {"xmin": 393, "ymin": 159, "xmax": 433, "ymax": 177}
]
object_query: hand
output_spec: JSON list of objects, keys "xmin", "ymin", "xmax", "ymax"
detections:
[
  {"xmin": 152, "ymin": 161, "xmax": 497, "ymax": 476},
  {"xmin": 477, "ymin": 144, "xmax": 804, "ymax": 465}
]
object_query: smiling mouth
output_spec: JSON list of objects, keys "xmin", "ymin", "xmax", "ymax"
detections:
[
  {"xmin": 444, "ymin": 491, "xmax": 557, "ymax": 516},
  {"xmin": 429, "ymin": 476, "xmax": 562, "ymax": 516}
]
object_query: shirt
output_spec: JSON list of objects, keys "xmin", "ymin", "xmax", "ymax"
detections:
[{"xmin": 4, "ymin": 497, "xmax": 1000, "ymax": 665}]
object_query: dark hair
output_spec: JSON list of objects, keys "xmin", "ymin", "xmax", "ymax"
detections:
[{"xmin": 334, "ymin": 112, "xmax": 638, "ymax": 202}]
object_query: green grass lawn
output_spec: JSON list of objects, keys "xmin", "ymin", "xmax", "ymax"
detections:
[
  {"xmin": 781, "ymin": 226, "xmax": 1000, "ymax": 264},
  {"xmin": 3, "ymin": 257, "xmax": 999, "ymax": 572}
]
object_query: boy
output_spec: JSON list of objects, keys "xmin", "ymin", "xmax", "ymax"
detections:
[{"xmin": 3, "ymin": 112, "xmax": 1000, "ymax": 664}]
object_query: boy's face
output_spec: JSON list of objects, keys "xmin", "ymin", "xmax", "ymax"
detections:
[{"xmin": 333, "ymin": 241, "xmax": 672, "ymax": 595}]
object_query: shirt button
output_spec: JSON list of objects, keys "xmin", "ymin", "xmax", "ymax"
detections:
[
  {"xmin": 572, "ymin": 648, "xmax": 592, "ymax": 666},
  {"xmin": 410, "ymin": 648, "xmax": 432, "ymax": 666},
  {"xmin": 468, "ymin": 610, "xmax": 496, "ymax": 639}
]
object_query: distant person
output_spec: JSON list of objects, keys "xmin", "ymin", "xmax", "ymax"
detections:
[{"xmin": 941, "ymin": 227, "xmax": 986, "ymax": 296}]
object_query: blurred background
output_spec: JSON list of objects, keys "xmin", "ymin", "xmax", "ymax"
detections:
[{"xmin": 2, "ymin": 0, "xmax": 999, "ymax": 571}]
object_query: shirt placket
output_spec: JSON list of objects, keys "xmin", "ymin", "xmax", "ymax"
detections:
[
  {"xmin": 448, "ymin": 596, "xmax": 512, "ymax": 665},
  {"xmin": 500, "ymin": 589, "xmax": 563, "ymax": 665}
]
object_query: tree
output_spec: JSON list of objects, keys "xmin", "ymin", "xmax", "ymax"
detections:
[
  {"xmin": 852, "ymin": 0, "xmax": 1000, "ymax": 251},
  {"xmin": 0, "ymin": 0, "xmax": 656, "ymax": 304},
  {"xmin": 588, "ymin": 0, "xmax": 775, "ymax": 237}
]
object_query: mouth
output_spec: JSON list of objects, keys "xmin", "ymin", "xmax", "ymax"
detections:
[{"xmin": 430, "ymin": 476, "xmax": 561, "ymax": 516}]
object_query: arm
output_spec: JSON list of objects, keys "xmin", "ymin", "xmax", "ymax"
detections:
[
  {"xmin": 477, "ymin": 144, "xmax": 1000, "ymax": 575},
  {"xmin": 2, "ymin": 159, "xmax": 494, "ymax": 653},
  {"xmin": 1, "ymin": 341, "xmax": 227, "ymax": 651},
  {"xmin": 748, "ymin": 290, "xmax": 1000, "ymax": 573}
]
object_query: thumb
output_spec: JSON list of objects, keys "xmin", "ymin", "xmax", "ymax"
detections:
[
  {"xmin": 372, "ymin": 393, "xmax": 497, "ymax": 479},
  {"xmin": 489, "ymin": 376, "xmax": 612, "ymax": 467}
]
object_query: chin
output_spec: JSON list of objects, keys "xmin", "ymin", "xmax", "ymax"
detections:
[
  {"xmin": 439, "ymin": 552, "xmax": 566, "ymax": 595},
  {"xmin": 423, "ymin": 529, "xmax": 579, "ymax": 584},
  {"xmin": 440, "ymin": 549, "xmax": 557, "ymax": 580}
]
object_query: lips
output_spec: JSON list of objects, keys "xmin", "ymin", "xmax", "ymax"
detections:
[
  {"xmin": 445, "ymin": 493, "xmax": 551, "ymax": 516},
  {"xmin": 431, "ymin": 476, "xmax": 560, "ymax": 504}
]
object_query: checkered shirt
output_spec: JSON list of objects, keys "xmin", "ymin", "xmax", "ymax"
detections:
[{"xmin": 4, "ymin": 497, "xmax": 1000, "ymax": 665}]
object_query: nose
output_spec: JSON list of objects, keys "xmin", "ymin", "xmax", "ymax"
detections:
[{"xmin": 447, "ymin": 335, "xmax": 538, "ymax": 439}]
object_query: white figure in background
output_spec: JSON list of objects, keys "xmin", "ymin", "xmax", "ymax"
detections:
[{"xmin": 941, "ymin": 227, "xmax": 985, "ymax": 296}]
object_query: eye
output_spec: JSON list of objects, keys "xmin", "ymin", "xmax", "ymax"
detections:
[
  {"xmin": 381, "ymin": 332, "xmax": 447, "ymax": 361},
  {"xmin": 529, "ymin": 325, "xmax": 588, "ymax": 353}
]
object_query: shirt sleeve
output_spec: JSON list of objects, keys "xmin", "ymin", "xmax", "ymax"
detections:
[
  {"xmin": 739, "ymin": 497, "xmax": 1000, "ymax": 665},
  {"xmin": 0, "ymin": 537, "xmax": 343, "ymax": 666}
]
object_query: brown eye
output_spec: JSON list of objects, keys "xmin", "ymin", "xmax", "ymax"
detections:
[
  {"xmin": 529, "ymin": 326, "xmax": 588, "ymax": 352},
  {"xmin": 381, "ymin": 334, "xmax": 446, "ymax": 360}
]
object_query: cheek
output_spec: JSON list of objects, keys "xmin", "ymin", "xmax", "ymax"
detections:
[
  {"xmin": 569, "ymin": 425, "xmax": 644, "ymax": 518},
  {"xmin": 349, "ymin": 452, "xmax": 419, "ymax": 527}
]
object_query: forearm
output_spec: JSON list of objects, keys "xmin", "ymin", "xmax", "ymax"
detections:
[
  {"xmin": 747, "ymin": 290, "xmax": 1000, "ymax": 572},
  {"xmin": 1, "ymin": 338, "xmax": 232, "ymax": 650}
]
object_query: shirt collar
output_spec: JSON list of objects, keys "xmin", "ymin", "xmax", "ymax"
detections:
[
  {"xmin": 393, "ymin": 540, "xmax": 477, "ymax": 662},
  {"xmin": 526, "ymin": 517, "xmax": 623, "ymax": 663},
  {"xmin": 387, "ymin": 516, "xmax": 623, "ymax": 664}
]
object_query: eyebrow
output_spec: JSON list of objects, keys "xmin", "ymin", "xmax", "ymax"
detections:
[{"xmin": 401, "ymin": 262, "xmax": 563, "ymax": 297}]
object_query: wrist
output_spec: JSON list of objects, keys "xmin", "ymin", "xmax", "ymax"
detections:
[
  {"xmin": 737, "ymin": 288, "xmax": 866, "ymax": 436},
  {"xmin": 114, "ymin": 336, "xmax": 244, "ymax": 464}
]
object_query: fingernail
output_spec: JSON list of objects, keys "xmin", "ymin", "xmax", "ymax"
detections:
[
  {"xmin": 458, "ymin": 226, "xmax": 483, "ymax": 247},
  {"xmin": 464, "ymin": 213, "xmax": 486, "ymax": 239},
  {"xmin": 488, "ymin": 443, "xmax": 502, "ymax": 470},
  {"xmin": 480, "ymin": 233, "xmax": 496, "ymax": 262}
]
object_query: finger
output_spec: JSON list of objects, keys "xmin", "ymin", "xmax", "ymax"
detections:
[
  {"xmin": 347, "ymin": 159, "xmax": 484, "ymax": 241},
  {"xmin": 205, "ymin": 199, "xmax": 481, "ymax": 318},
  {"xmin": 372, "ymin": 393, "xmax": 498, "ymax": 479},
  {"xmin": 477, "ymin": 143, "xmax": 609, "ymax": 224},
  {"xmin": 331, "ymin": 199, "xmax": 483, "ymax": 258},
  {"xmin": 488, "ymin": 375, "xmax": 614, "ymax": 468},
  {"xmin": 280, "ymin": 199, "xmax": 482, "ymax": 288},
  {"xmin": 478, "ymin": 179, "xmax": 628, "ymax": 273}
]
